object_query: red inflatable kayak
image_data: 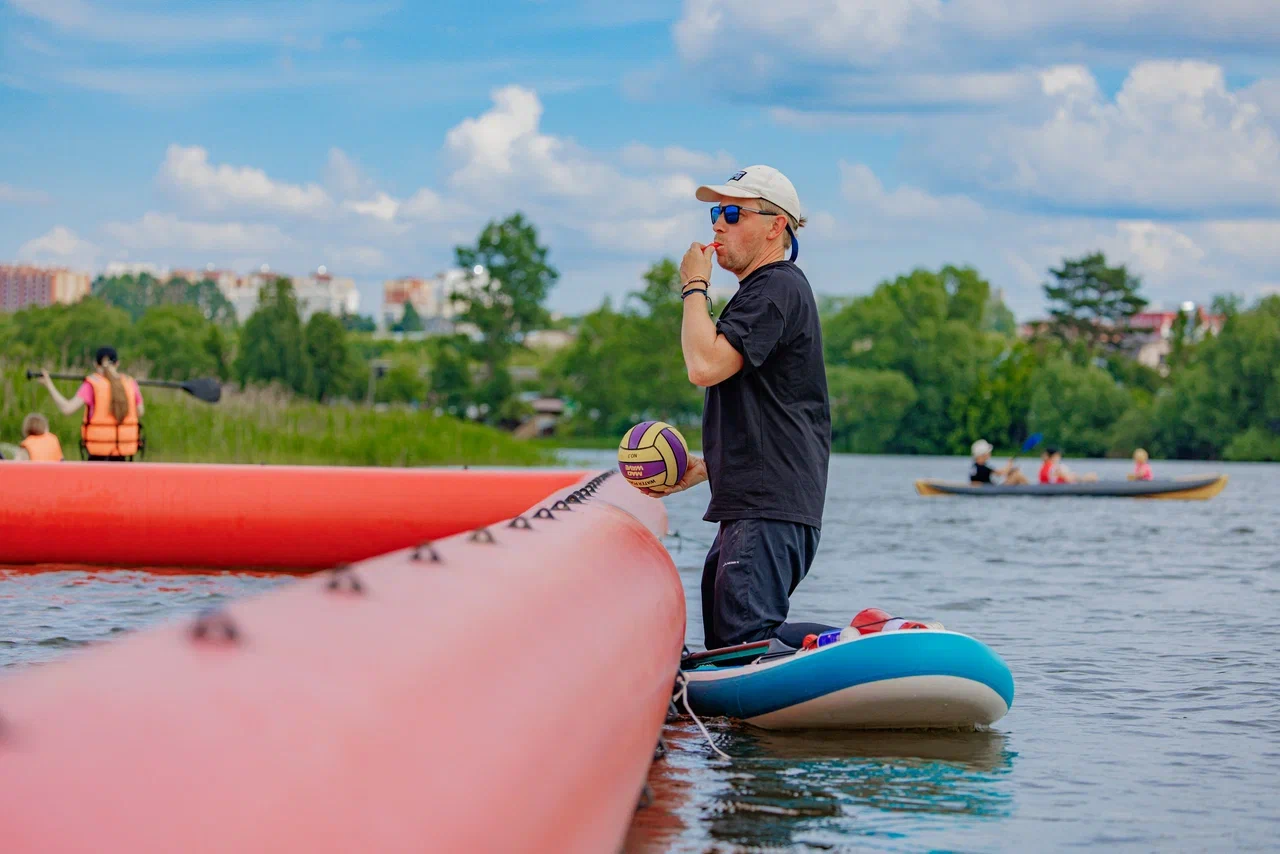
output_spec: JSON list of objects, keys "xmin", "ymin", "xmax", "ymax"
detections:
[
  {"xmin": 0, "ymin": 462, "xmax": 588, "ymax": 570},
  {"xmin": 0, "ymin": 470, "xmax": 685, "ymax": 853}
]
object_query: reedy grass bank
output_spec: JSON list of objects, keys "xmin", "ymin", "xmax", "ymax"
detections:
[{"xmin": 1, "ymin": 364, "xmax": 558, "ymax": 467}]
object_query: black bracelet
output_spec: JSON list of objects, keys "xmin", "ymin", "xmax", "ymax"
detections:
[{"xmin": 681, "ymin": 287, "xmax": 708, "ymax": 300}]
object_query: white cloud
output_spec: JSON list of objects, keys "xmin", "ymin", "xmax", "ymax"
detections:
[
  {"xmin": 158, "ymin": 144, "xmax": 333, "ymax": 218},
  {"xmin": 675, "ymin": 0, "xmax": 944, "ymax": 67},
  {"xmin": 439, "ymin": 85, "xmax": 718, "ymax": 251},
  {"xmin": 839, "ymin": 161, "xmax": 985, "ymax": 222},
  {"xmin": 326, "ymin": 245, "xmax": 388, "ymax": 270},
  {"xmin": 343, "ymin": 192, "xmax": 401, "ymax": 223},
  {"xmin": 17, "ymin": 225, "xmax": 99, "ymax": 268},
  {"xmin": 7, "ymin": 0, "xmax": 394, "ymax": 50},
  {"xmin": 0, "ymin": 183, "xmax": 52, "ymax": 204},
  {"xmin": 104, "ymin": 212, "xmax": 293, "ymax": 254},
  {"xmin": 675, "ymin": 0, "xmax": 1280, "ymax": 72},
  {"xmin": 963, "ymin": 61, "xmax": 1280, "ymax": 215},
  {"xmin": 323, "ymin": 148, "xmax": 375, "ymax": 199},
  {"xmin": 619, "ymin": 143, "xmax": 736, "ymax": 174}
]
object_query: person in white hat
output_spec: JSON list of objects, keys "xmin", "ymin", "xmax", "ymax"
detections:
[
  {"xmin": 969, "ymin": 438, "xmax": 1028, "ymax": 485},
  {"xmin": 641, "ymin": 165, "xmax": 837, "ymax": 652}
]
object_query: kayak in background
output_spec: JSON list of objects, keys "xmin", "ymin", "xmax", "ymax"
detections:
[
  {"xmin": 680, "ymin": 629, "xmax": 1014, "ymax": 731},
  {"xmin": 915, "ymin": 473, "xmax": 1227, "ymax": 500}
]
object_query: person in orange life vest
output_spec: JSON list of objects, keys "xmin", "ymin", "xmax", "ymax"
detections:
[
  {"xmin": 12, "ymin": 413, "xmax": 64, "ymax": 461},
  {"xmin": 37, "ymin": 346, "xmax": 145, "ymax": 460}
]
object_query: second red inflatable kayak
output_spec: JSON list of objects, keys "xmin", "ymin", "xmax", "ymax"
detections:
[{"xmin": 0, "ymin": 462, "xmax": 589, "ymax": 570}]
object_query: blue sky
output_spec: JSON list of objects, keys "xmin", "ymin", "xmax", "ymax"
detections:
[{"xmin": 3, "ymin": 0, "xmax": 1279, "ymax": 320}]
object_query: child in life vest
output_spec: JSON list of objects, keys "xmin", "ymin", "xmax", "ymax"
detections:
[{"xmin": 15, "ymin": 413, "xmax": 64, "ymax": 461}]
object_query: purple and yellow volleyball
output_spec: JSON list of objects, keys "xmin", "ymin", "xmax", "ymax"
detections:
[{"xmin": 618, "ymin": 421, "xmax": 689, "ymax": 491}]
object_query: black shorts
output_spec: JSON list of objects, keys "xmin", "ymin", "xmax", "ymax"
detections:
[{"xmin": 700, "ymin": 517, "xmax": 836, "ymax": 651}]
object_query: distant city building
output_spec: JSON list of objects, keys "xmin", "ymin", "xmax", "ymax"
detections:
[
  {"xmin": 1127, "ymin": 305, "xmax": 1225, "ymax": 371},
  {"xmin": 523, "ymin": 329, "xmax": 574, "ymax": 350},
  {"xmin": 0, "ymin": 264, "xmax": 91, "ymax": 311},
  {"xmin": 381, "ymin": 267, "xmax": 489, "ymax": 328},
  {"xmin": 104, "ymin": 261, "xmax": 169, "ymax": 279},
  {"xmin": 1018, "ymin": 302, "xmax": 1226, "ymax": 374}
]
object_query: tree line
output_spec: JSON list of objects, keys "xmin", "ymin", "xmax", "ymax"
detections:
[{"xmin": 3, "ymin": 212, "xmax": 1278, "ymax": 461}]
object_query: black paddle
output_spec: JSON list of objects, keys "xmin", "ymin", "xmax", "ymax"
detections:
[{"xmin": 27, "ymin": 370, "xmax": 222, "ymax": 404}]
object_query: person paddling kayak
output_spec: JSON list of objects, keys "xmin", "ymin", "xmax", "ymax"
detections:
[{"xmin": 37, "ymin": 346, "xmax": 145, "ymax": 461}]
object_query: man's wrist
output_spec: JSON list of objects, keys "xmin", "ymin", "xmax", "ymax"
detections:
[{"xmin": 682, "ymin": 276, "xmax": 709, "ymax": 293}]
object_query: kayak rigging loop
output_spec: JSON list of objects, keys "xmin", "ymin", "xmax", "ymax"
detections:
[
  {"xmin": 411, "ymin": 541, "xmax": 441, "ymax": 563},
  {"xmin": 325, "ymin": 565, "xmax": 365, "ymax": 596},
  {"xmin": 533, "ymin": 507, "xmax": 557, "ymax": 521},
  {"xmin": 550, "ymin": 500, "xmax": 574, "ymax": 512},
  {"xmin": 468, "ymin": 528, "xmax": 497, "ymax": 544},
  {"xmin": 189, "ymin": 609, "xmax": 240, "ymax": 647},
  {"xmin": 653, "ymin": 737, "xmax": 666, "ymax": 761},
  {"xmin": 506, "ymin": 516, "xmax": 533, "ymax": 530},
  {"xmin": 671, "ymin": 670, "xmax": 731, "ymax": 761},
  {"xmin": 566, "ymin": 492, "xmax": 584, "ymax": 504}
]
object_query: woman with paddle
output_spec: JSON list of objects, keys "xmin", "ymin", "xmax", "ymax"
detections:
[{"xmin": 36, "ymin": 346, "xmax": 144, "ymax": 461}]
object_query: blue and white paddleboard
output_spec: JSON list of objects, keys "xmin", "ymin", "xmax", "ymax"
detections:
[{"xmin": 681, "ymin": 630, "xmax": 1014, "ymax": 731}]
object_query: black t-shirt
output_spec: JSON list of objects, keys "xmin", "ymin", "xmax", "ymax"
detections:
[
  {"xmin": 702, "ymin": 260, "xmax": 831, "ymax": 528},
  {"xmin": 970, "ymin": 462, "xmax": 994, "ymax": 484}
]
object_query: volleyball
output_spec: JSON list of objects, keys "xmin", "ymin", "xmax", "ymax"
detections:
[{"xmin": 618, "ymin": 421, "xmax": 689, "ymax": 491}]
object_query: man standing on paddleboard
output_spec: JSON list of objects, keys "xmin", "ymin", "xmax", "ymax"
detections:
[{"xmin": 648, "ymin": 165, "xmax": 837, "ymax": 651}]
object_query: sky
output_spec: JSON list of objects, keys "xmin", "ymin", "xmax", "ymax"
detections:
[{"xmin": 2, "ymin": 0, "xmax": 1279, "ymax": 320}]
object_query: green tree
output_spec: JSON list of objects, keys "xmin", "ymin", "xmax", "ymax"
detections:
[
  {"xmin": 1027, "ymin": 359, "xmax": 1133, "ymax": 457},
  {"xmin": 133, "ymin": 305, "xmax": 218, "ymax": 380},
  {"xmin": 234, "ymin": 278, "xmax": 310, "ymax": 394},
  {"xmin": 12, "ymin": 298, "xmax": 133, "ymax": 369},
  {"xmin": 395, "ymin": 302, "xmax": 424, "ymax": 333},
  {"xmin": 826, "ymin": 366, "xmax": 917, "ymax": 453},
  {"xmin": 426, "ymin": 336, "xmax": 473, "ymax": 414},
  {"xmin": 822, "ymin": 266, "xmax": 1002, "ymax": 454},
  {"xmin": 204, "ymin": 324, "xmax": 232, "ymax": 380},
  {"xmin": 341, "ymin": 312, "xmax": 377, "ymax": 333},
  {"xmin": 551, "ymin": 259, "xmax": 701, "ymax": 438},
  {"xmin": 453, "ymin": 213, "xmax": 558, "ymax": 420},
  {"xmin": 1042, "ymin": 252, "xmax": 1148, "ymax": 356},
  {"xmin": 304, "ymin": 312, "xmax": 354, "ymax": 402}
]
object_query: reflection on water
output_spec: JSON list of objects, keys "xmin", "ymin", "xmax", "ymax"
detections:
[
  {"xmin": 0, "ymin": 567, "xmax": 298, "ymax": 668},
  {"xmin": 626, "ymin": 723, "xmax": 1016, "ymax": 853}
]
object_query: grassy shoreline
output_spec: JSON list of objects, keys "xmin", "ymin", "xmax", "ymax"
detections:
[{"xmin": 2, "ymin": 365, "xmax": 559, "ymax": 467}]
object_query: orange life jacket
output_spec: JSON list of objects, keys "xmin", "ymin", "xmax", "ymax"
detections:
[
  {"xmin": 19, "ymin": 431, "xmax": 64, "ymax": 462},
  {"xmin": 81, "ymin": 373, "xmax": 140, "ymax": 458}
]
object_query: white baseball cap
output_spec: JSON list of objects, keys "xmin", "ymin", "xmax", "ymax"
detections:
[
  {"xmin": 695, "ymin": 165, "xmax": 803, "ymax": 226},
  {"xmin": 971, "ymin": 439, "xmax": 993, "ymax": 458}
]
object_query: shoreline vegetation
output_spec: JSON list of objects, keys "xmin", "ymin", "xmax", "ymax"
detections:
[
  {"xmin": 1, "ymin": 365, "xmax": 556, "ymax": 467},
  {"xmin": 4, "ymin": 213, "xmax": 1279, "ymax": 466}
]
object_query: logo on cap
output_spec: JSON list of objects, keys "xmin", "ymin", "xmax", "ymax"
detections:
[{"xmin": 728, "ymin": 170, "xmax": 747, "ymax": 182}]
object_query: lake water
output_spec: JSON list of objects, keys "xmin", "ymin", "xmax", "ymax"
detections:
[{"xmin": 4, "ymin": 453, "xmax": 1279, "ymax": 852}]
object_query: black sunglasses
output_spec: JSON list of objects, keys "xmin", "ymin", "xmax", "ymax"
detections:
[{"xmin": 709, "ymin": 204, "xmax": 776, "ymax": 225}]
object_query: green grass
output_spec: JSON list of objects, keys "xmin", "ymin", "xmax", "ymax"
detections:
[{"xmin": 1, "ymin": 363, "xmax": 559, "ymax": 467}]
